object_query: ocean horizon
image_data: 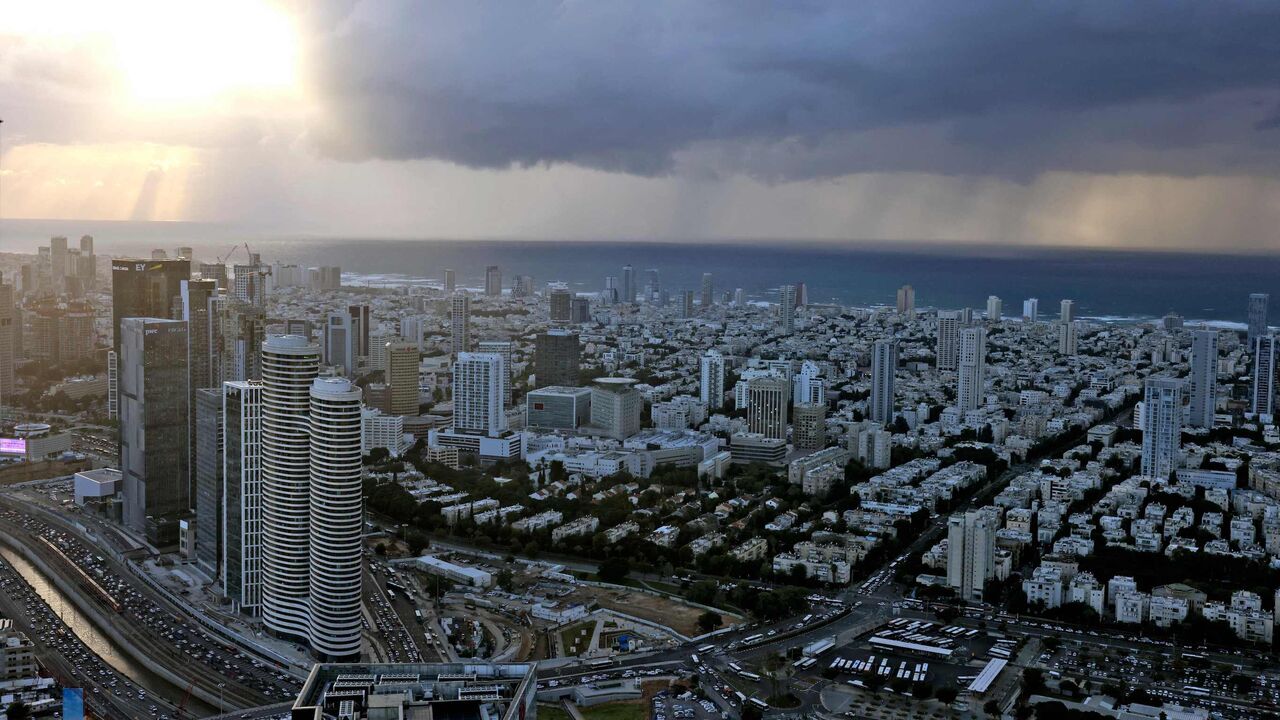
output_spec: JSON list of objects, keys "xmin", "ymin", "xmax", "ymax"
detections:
[{"xmin": 1, "ymin": 218, "xmax": 1277, "ymax": 324}]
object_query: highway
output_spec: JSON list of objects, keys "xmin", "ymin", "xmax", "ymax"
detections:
[
  {"xmin": 0, "ymin": 495, "xmax": 297, "ymax": 710},
  {"xmin": 0, "ymin": 551, "xmax": 189, "ymax": 719}
]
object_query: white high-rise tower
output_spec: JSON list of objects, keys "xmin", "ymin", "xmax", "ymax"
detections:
[
  {"xmin": 957, "ymin": 327, "xmax": 986, "ymax": 412},
  {"xmin": 453, "ymin": 353, "xmax": 506, "ymax": 436},
  {"xmin": 306, "ymin": 377, "xmax": 364, "ymax": 660},
  {"xmin": 986, "ymin": 295, "xmax": 1002, "ymax": 321},
  {"xmin": 261, "ymin": 335, "xmax": 320, "ymax": 650},
  {"xmin": 1141, "ymin": 376, "xmax": 1183, "ymax": 480}
]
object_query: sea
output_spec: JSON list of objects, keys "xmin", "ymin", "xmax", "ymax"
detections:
[{"xmin": 2, "ymin": 218, "xmax": 1278, "ymax": 326}]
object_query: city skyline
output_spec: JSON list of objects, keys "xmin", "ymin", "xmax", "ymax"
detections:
[{"xmin": 4, "ymin": 5, "xmax": 1280, "ymax": 720}]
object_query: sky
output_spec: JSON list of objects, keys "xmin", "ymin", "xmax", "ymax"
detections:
[{"xmin": 3, "ymin": 0, "xmax": 1280, "ymax": 251}]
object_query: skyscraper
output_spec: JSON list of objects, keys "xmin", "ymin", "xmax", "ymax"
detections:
[
  {"xmin": 261, "ymin": 335, "xmax": 321, "ymax": 653},
  {"xmin": 700, "ymin": 350, "xmax": 725, "ymax": 410},
  {"xmin": 678, "ymin": 290, "xmax": 692, "ymax": 318},
  {"xmin": 870, "ymin": 339, "xmax": 897, "ymax": 425},
  {"xmin": 1252, "ymin": 335, "xmax": 1275, "ymax": 419},
  {"xmin": 305, "ymin": 377, "xmax": 364, "ymax": 661},
  {"xmin": 194, "ymin": 388, "xmax": 224, "ymax": 579},
  {"xmin": 1141, "ymin": 376, "xmax": 1183, "ymax": 480},
  {"xmin": 49, "ymin": 236, "xmax": 67, "ymax": 293},
  {"xmin": 793, "ymin": 360, "xmax": 824, "ymax": 405},
  {"xmin": 1188, "ymin": 330, "xmax": 1218, "ymax": 428},
  {"xmin": 1057, "ymin": 320, "xmax": 1079, "ymax": 356},
  {"xmin": 747, "ymin": 376, "xmax": 788, "ymax": 440},
  {"xmin": 111, "ymin": 258, "xmax": 191, "ymax": 351},
  {"xmin": 449, "ymin": 292, "xmax": 470, "ymax": 356},
  {"xmin": 323, "ymin": 311, "xmax": 355, "ymax": 374},
  {"xmin": 1059, "ymin": 299, "xmax": 1075, "ymax": 323},
  {"xmin": 957, "ymin": 327, "xmax": 986, "ymax": 412},
  {"xmin": 0, "ymin": 281, "xmax": 12, "ymax": 422},
  {"xmin": 936, "ymin": 311, "xmax": 960, "ymax": 370},
  {"xmin": 222, "ymin": 380, "xmax": 263, "ymax": 615},
  {"xmin": 779, "ymin": 285, "xmax": 796, "ymax": 333},
  {"xmin": 346, "ymin": 305, "xmax": 370, "ymax": 362},
  {"xmin": 700, "ymin": 273, "xmax": 714, "ymax": 310},
  {"xmin": 77, "ymin": 235, "xmax": 96, "ymax": 291},
  {"xmin": 453, "ymin": 353, "xmax": 507, "ymax": 436},
  {"xmin": 385, "ymin": 342, "xmax": 420, "ymax": 416},
  {"xmin": 485, "ymin": 265, "xmax": 502, "ymax": 297},
  {"xmin": 1248, "ymin": 293, "xmax": 1270, "ymax": 344},
  {"xmin": 793, "ymin": 403, "xmax": 826, "ymax": 451},
  {"xmin": 232, "ymin": 262, "xmax": 268, "ymax": 307},
  {"xmin": 621, "ymin": 264, "xmax": 635, "ymax": 305},
  {"xmin": 476, "ymin": 340, "xmax": 513, "ymax": 409},
  {"xmin": 570, "ymin": 296, "xmax": 591, "ymax": 324},
  {"xmin": 986, "ymin": 295, "xmax": 1002, "ymax": 321},
  {"xmin": 443, "ymin": 269, "xmax": 455, "ymax": 293},
  {"xmin": 182, "ymin": 279, "xmax": 219, "ymax": 489},
  {"xmin": 200, "ymin": 263, "xmax": 228, "ymax": 289},
  {"xmin": 548, "ymin": 284, "xmax": 572, "ymax": 323},
  {"xmin": 1022, "ymin": 298, "xmax": 1039, "ymax": 322},
  {"xmin": 119, "ymin": 318, "xmax": 190, "ymax": 546},
  {"xmin": 896, "ymin": 285, "xmax": 915, "ymax": 315},
  {"xmin": 534, "ymin": 330, "xmax": 580, "ymax": 387},
  {"xmin": 947, "ymin": 509, "xmax": 995, "ymax": 603}
]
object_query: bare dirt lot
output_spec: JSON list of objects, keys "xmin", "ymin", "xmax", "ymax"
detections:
[{"xmin": 567, "ymin": 585, "xmax": 742, "ymax": 637}]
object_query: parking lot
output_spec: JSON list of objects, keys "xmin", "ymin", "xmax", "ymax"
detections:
[{"xmin": 652, "ymin": 688, "xmax": 722, "ymax": 720}]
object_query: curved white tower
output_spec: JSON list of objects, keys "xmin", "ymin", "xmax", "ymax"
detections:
[
  {"xmin": 306, "ymin": 377, "xmax": 364, "ymax": 660},
  {"xmin": 260, "ymin": 334, "xmax": 319, "ymax": 645}
]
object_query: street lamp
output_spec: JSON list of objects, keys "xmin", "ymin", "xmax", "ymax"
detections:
[{"xmin": 218, "ymin": 682, "xmax": 225, "ymax": 714}]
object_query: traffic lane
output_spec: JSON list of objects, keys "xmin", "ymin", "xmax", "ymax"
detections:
[{"xmin": 0, "ymin": 502, "xmax": 292, "ymax": 705}]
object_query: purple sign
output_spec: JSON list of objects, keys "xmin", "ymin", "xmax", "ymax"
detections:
[{"xmin": 0, "ymin": 438, "xmax": 26, "ymax": 455}]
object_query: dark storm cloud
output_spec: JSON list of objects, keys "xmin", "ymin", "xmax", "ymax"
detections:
[{"xmin": 303, "ymin": 0, "xmax": 1280, "ymax": 179}]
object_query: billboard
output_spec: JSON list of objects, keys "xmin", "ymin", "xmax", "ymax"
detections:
[
  {"xmin": 0, "ymin": 438, "xmax": 25, "ymax": 455},
  {"xmin": 62, "ymin": 688, "xmax": 84, "ymax": 720}
]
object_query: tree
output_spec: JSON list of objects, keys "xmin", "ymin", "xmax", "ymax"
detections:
[
  {"xmin": 935, "ymin": 687, "xmax": 958, "ymax": 705},
  {"xmin": 5, "ymin": 701, "xmax": 29, "ymax": 720},
  {"xmin": 598, "ymin": 556, "xmax": 631, "ymax": 584},
  {"xmin": 697, "ymin": 611, "xmax": 723, "ymax": 633},
  {"xmin": 686, "ymin": 580, "xmax": 719, "ymax": 606},
  {"xmin": 983, "ymin": 699, "xmax": 1001, "ymax": 718}
]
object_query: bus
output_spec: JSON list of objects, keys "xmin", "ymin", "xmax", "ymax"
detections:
[
  {"xmin": 414, "ymin": 610, "xmax": 423, "ymax": 623},
  {"xmin": 1183, "ymin": 686, "xmax": 1211, "ymax": 697},
  {"xmin": 697, "ymin": 644, "xmax": 716, "ymax": 653},
  {"xmin": 739, "ymin": 671, "xmax": 762, "ymax": 682},
  {"xmin": 748, "ymin": 698, "xmax": 769, "ymax": 710},
  {"xmin": 387, "ymin": 580, "xmax": 407, "ymax": 594},
  {"xmin": 589, "ymin": 658, "xmax": 615, "ymax": 669},
  {"xmin": 387, "ymin": 590, "xmax": 396, "ymax": 600},
  {"xmin": 691, "ymin": 654, "xmax": 700, "ymax": 666},
  {"xmin": 743, "ymin": 634, "xmax": 764, "ymax": 644},
  {"xmin": 727, "ymin": 663, "xmax": 743, "ymax": 674}
]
